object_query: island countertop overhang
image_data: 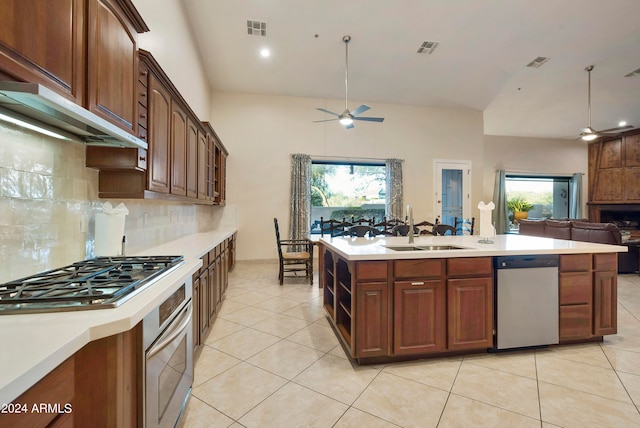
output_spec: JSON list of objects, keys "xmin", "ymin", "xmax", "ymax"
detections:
[{"xmin": 318, "ymin": 234, "xmax": 627, "ymax": 261}]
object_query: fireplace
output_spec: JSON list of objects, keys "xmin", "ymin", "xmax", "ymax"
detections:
[
  {"xmin": 588, "ymin": 204, "xmax": 640, "ymax": 273},
  {"xmin": 589, "ymin": 204, "xmax": 640, "ymax": 237}
]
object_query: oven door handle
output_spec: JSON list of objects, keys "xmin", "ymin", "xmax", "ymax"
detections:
[{"xmin": 147, "ymin": 303, "xmax": 192, "ymax": 359}]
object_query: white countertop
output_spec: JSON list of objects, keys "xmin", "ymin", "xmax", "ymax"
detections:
[
  {"xmin": 319, "ymin": 234, "xmax": 627, "ymax": 261},
  {"xmin": 0, "ymin": 228, "xmax": 237, "ymax": 405}
]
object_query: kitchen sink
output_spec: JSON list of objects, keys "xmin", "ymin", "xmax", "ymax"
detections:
[{"xmin": 384, "ymin": 245, "xmax": 468, "ymax": 251}]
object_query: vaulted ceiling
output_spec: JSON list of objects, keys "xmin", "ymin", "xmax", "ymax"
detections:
[{"xmin": 181, "ymin": 0, "xmax": 640, "ymax": 139}]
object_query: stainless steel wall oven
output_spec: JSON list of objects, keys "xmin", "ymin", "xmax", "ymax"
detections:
[{"xmin": 143, "ymin": 278, "xmax": 193, "ymax": 428}]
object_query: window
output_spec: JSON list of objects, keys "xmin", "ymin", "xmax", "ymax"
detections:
[
  {"xmin": 505, "ymin": 175, "xmax": 572, "ymax": 224},
  {"xmin": 310, "ymin": 161, "xmax": 386, "ymax": 233}
]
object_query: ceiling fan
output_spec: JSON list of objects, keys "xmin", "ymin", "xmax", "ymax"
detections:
[
  {"xmin": 579, "ymin": 65, "xmax": 633, "ymax": 141},
  {"xmin": 314, "ymin": 35, "xmax": 384, "ymax": 129}
]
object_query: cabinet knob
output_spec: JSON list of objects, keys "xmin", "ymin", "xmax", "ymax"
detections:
[
  {"xmin": 140, "ymin": 70, "xmax": 148, "ymax": 77},
  {"xmin": 140, "ymin": 113, "xmax": 147, "ymax": 119}
]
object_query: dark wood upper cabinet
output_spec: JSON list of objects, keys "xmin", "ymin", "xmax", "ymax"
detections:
[
  {"xmin": 197, "ymin": 129, "xmax": 209, "ymax": 200},
  {"xmin": 0, "ymin": 0, "xmax": 86, "ymax": 103},
  {"xmin": 186, "ymin": 118, "xmax": 199, "ymax": 198},
  {"xmin": 0, "ymin": 0, "xmax": 148, "ymax": 132},
  {"xmin": 0, "ymin": 1, "xmax": 229, "ymax": 206},
  {"xmin": 147, "ymin": 73, "xmax": 171, "ymax": 194},
  {"xmin": 170, "ymin": 101, "xmax": 187, "ymax": 196},
  {"xmin": 86, "ymin": 0, "xmax": 147, "ymax": 134}
]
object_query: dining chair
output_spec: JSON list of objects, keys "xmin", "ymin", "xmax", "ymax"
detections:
[
  {"xmin": 343, "ymin": 225, "xmax": 389, "ymax": 237},
  {"xmin": 432, "ymin": 224, "xmax": 457, "ymax": 236},
  {"xmin": 374, "ymin": 217, "xmax": 405, "ymax": 235},
  {"xmin": 320, "ymin": 217, "xmax": 353, "ymax": 237},
  {"xmin": 273, "ymin": 218, "xmax": 313, "ymax": 285},
  {"xmin": 454, "ymin": 217, "xmax": 475, "ymax": 235},
  {"xmin": 415, "ymin": 220, "xmax": 436, "ymax": 235}
]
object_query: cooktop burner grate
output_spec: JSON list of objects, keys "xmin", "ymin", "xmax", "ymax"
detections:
[{"xmin": 0, "ymin": 255, "xmax": 184, "ymax": 314}]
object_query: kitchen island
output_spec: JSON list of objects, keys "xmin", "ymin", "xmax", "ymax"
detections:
[{"xmin": 319, "ymin": 234, "xmax": 626, "ymax": 364}]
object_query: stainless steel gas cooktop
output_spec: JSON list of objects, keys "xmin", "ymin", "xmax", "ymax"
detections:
[{"xmin": 0, "ymin": 256, "xmax": 184, "ymax": 314}]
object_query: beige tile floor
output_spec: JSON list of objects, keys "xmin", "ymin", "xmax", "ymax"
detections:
[{"xmin": 178, "ymin": 260, "xmax": 640, "ymax": 428}]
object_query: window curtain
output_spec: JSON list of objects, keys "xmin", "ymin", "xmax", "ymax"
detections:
[
  {"xmin": 493, "ymin": 169, "xmax": 509, "ymax": 234},
  {"xmin": 289, "ymin": 154, "xmax": 311, "ymax": 246},
  {"xmin": 385, "ymin": 158, "xmax": 403, "ymax": 220},
  {"xmin": 570, "ymin": 173, "xmax": 583, "ymax": 219}
]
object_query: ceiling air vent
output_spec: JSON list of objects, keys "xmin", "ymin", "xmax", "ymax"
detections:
[
  {"xmin": 624, "ymin": 67, "xmax": 640, "ymax": 78},
  {"xmin": 247, "ymin": 20, "xmax": 266, "ymax": 36},
  {"xmin": 526, "ymin": 57, "xmax": 549, "ymax": 68},
  {"xmin": 417, "ymin": 41, "xmax": 439, "ymax": 54}
]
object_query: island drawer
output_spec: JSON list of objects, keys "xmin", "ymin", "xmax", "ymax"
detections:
[
  {"xmin": 394, "ymin": 259, "xmax": 443, "ymax": 279},
  {"xmin": 447, "ymin": 257, "xmax": 492, "ymax": 277},
  {"xmin": 559, "ymin": 272, "xmax": 592, "ymax": 305},
  {"xmin": 356, "ymin": 261, "xmax": 388, "ymax": 281},
  {"xmin": 559, "ymin": 254, "xmax": 592, "ymax": 272},
  {"xmin": 593, "ymin": 253, "xmax": 617, "ymax": 272}
]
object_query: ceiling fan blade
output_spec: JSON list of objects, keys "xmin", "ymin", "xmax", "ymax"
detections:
[
  {"xmin": 350, "ymin": 105, "xmax": 370, "ymax": 116},
  {"xmin": 312, "ymin": 118, "xmax": 339, "ymax": 123},
  {"xmin": 316, "ymin": 108, "xmax": 340, "ymax": 117},
  {"xmin": 353, "ymin": 116, "xmax": 385, "ymax": 122},
  {"xmin": 597, "ymin": 125, "xmax": 634, "ymax": 134}
]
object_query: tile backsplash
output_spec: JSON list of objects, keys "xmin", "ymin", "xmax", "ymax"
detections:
[{"xmin": 0, "ymin": 123, "xmax": 228, "ymax": 283}]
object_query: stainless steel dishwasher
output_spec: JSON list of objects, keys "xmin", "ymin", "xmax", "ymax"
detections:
[{"xmin": 495, "ymin": 255, "xmax": 559, "ymax": 350}]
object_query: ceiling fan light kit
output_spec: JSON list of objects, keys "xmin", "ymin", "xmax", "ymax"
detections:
[
  {"xmin": 579, "ymin": 65, "xmax": 633, "ymax": 142},
  {"xmin": 313, "ymin": 35, "xmax": 385, "ymax": 129}
]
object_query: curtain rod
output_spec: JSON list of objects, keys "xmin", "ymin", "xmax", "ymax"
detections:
[
  {"xmin": 500, "ymin": 168, "xmax": 579, "ymax": 177},
  {"xmin": 308, "ymin": 155, "xmax": 403, "ymax": 163}
]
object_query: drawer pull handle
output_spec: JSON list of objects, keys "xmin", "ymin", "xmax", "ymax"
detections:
[
  {"xmin": 411, "ymin": 281, "xmax": 425, "ymax": 286},
  {"xmin": 139, "ymin": 156, "xmax": 146, "ymax": 162},
  {"xmin": 140, "ymin": 113, "xmax": 147, "ymax": 119}
]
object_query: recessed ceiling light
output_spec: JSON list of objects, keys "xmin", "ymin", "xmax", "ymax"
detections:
[
  {"xmin": 260, "ymin": 48, "xmax": 270, "ymax": 58},
  {"xmin": 619, "ymin": 120, "xmax": 627, "ymax": 127}
]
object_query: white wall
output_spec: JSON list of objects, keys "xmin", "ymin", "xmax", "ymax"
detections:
[
  {"xmin": 209, "ymin": 92, "xmax": 485, "ymax": 260},
  {"xmin": 132, "ymin": 0, "xmax": 211, "ymax": 119},
  {"xmin": 482, "ymin": 135, "xmax": 589, "ymax": 213}
]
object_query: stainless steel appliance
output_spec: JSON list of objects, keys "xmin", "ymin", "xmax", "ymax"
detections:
[
  {"xmin": 0, "ymin": 255, "xmax": 184, "ymax": 314},
  {"xmin": 494, "ymin": 255, "xmax": 559, "ymax": 350},
  {"xmin": 143, "ymin": 280, "xmax": 193, "ymax": 428},
  {"xmin": 0, "ymin": 81, "xmax": 147, "ymax": 149}
]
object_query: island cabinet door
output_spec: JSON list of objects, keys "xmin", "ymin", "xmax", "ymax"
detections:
[
  {"xmin": 393, "ymin": 280, "xmax": 446, "ymax": 355},
  {"xmin": 594, "ymin": 270, "xmax": 617, "ymax": 336},
  {"xmin": 355, "ymin": 282, "xmax": 389, "ymax": 358},
  {"xmin": 447, "ymin": 277, "xmax": 493, "ymax": 350}
]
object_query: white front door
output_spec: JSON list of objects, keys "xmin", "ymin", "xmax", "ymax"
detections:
[{"xmin": 434, "ymin": 160, "xmax": 471, "ymax": 226}]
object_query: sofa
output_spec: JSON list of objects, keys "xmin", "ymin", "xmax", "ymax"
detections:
[{"xmin": 518, "ymin": 219, "xmax": 636, "ymax": 272}]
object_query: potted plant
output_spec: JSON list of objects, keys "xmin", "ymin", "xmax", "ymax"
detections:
[{"xmin": 507, "ymin": 198, "xmax": 534, "ymax": 221}]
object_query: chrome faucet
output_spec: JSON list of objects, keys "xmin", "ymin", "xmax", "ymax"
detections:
[{"xmin": 407, "ymin": 205, "xmax": 414, "ymax": 244}]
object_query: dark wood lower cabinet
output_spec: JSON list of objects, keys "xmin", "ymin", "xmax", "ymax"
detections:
[
  {"xmin": 559, "ymin": 253, "xmax": 617, "ymax": 341},
  {"xmin": 192, "ymin": 237, "xmax": 232, "ymax": 356},
  {"xmin": 0, "ymin": 325, "xmax": 140, "ymax": 428},
  {"xmin": 447, "ymin": 277, "xmax": 493, "ymax": 350},
  {"xmin": 594, "ymin": 270, "xmax": 617, "ymax": 335},
  {"xmin": 355, "ymin": 282, "xmax": 389, "ymax": 358},
  {"xmin": 393, "ymin": 280, "xmax": 445, "ymax": 355}
]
